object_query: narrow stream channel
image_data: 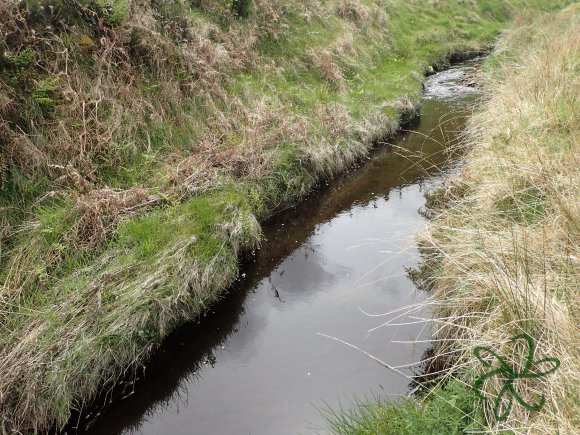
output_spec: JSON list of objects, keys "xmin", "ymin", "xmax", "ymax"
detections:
[{"xmin": 79, "ymin": 59, "xmax": 481, "ymax": 435}]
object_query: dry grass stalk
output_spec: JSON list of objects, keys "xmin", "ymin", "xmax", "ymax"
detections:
[
  {"xmin": 422, "ymin": 7, "xmax": 579, "ymax": 432},
  {"xmin": 74, "ymin": 187, "xmax": 161, "ymax": 247}
]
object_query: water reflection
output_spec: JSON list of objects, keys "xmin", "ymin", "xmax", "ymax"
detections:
[{"xmin": 80, "ymin": 62, "xmax": 480, "ymax": 435}]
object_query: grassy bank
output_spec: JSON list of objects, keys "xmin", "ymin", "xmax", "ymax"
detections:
[
  {"xmin": 330, "ymin": 5, "xmax": 579, "ymax": 434},
  {"xmin": 0, "ymin": 0, "xmax": 573, "ymax": 431}
]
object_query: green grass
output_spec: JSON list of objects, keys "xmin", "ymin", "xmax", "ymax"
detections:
[{"xmin": 326, "ymin": 380, "xmax": 486, "ymax": 435}]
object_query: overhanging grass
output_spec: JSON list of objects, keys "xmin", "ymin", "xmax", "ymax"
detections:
[
  {"xmin": 424, "ymin": 9, "xmax": 579, "ymax": 432},
  {"xmin": 329, "ymin": 6, "xmax": 579, "ymax": 434},
  {"xmin": 326, "ymin": 380, "xmax": 485, "ymax": 435}
]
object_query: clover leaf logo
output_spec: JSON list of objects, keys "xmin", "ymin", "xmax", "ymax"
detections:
[{"xmin": 473, "ymin": 333, "xmax": 560, "ymax": 421}]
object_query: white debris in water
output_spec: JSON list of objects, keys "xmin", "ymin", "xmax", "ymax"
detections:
[{"xmin": 423, "ymin": 64, "xmax": 480, "ymax": 100}]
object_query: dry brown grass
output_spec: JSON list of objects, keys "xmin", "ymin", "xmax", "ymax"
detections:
[
  {"xmin": 308, "ymin": 48, "xmax": 346, "ymax": 85},
  {"xmin": 74, "ymin": 187, "xmax": 161, "ymax": 246},
  {"xmin": 0, "ymin": 0, "xmax": 264, "ymax": 195},
  {"xmin": 336, "ymin": 0, "xmax": 372, "ymax": 23},
  {"xmin": 422, "ymin": 6, "xmax": 579, "ymax": 432}
]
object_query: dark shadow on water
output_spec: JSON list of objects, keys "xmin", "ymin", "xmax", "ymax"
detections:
[{"xmin": 68, "ymin": 60, "xmax": 481, "ymax": 435}]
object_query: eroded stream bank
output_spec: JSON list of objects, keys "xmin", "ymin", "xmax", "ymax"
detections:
[{"xmin": 77, "ymin": 60, "xmax": 482, "ymax": 434}]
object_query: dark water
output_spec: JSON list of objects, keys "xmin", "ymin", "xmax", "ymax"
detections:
[{"xmin": 80, "ymin": 60, "xmax": 481, "ymax": 435}]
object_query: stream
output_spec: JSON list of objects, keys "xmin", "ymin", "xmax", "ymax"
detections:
[{"xmin": 79, "ymin": 59, "xmax": 481, "ymax": 435}]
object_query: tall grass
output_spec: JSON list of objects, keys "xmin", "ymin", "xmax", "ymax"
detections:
[{"xmin": 419, "ymin": 6, "xmax": 579, "ymax": 432}]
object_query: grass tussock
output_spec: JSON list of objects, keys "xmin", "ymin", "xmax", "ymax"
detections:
[
  {"xmin": 0, "ymin": 0, "xmax": 574, "ymax": 431},
  {"xmin": 418, "ymin": 6, "xmax": 579, "ymax": 433}
]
